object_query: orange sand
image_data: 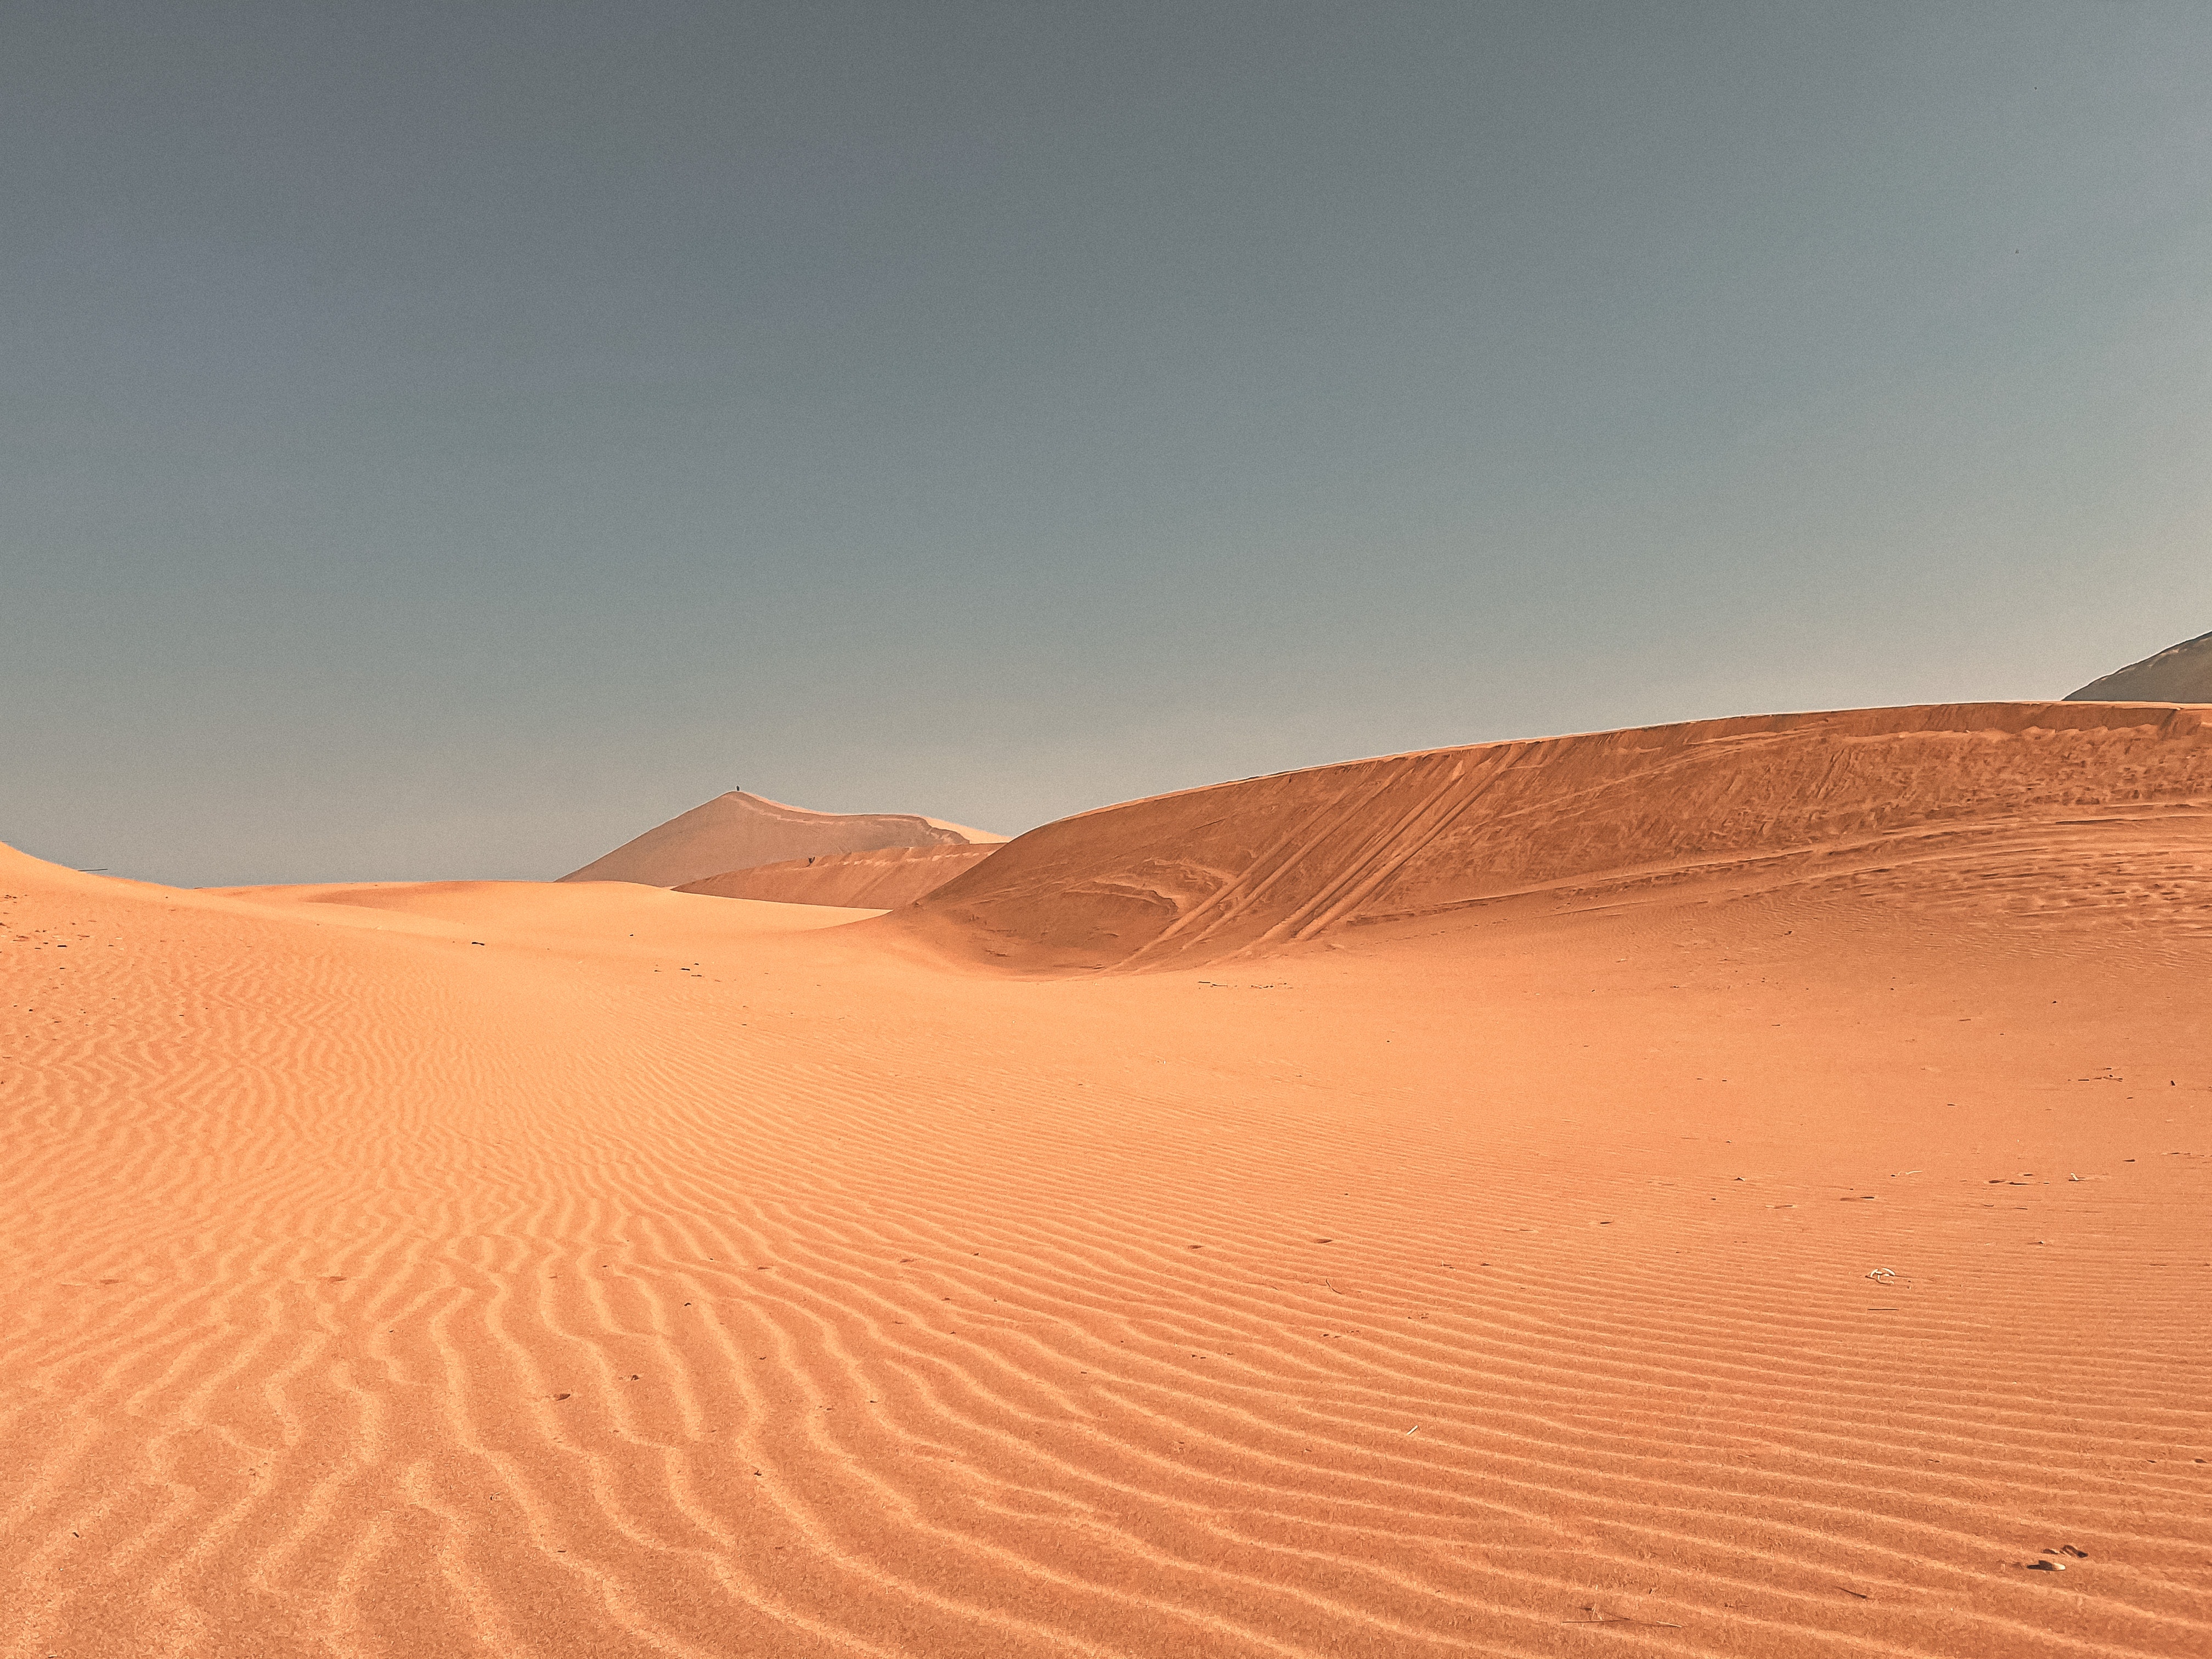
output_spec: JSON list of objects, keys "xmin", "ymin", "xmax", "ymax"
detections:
[
  {"xmin": 679, "ymin": 844, "xmax": 1003, "ymax": 910},
  {"xmin": 3, "ymin": 702, "xmax": 2208, "ymax": 1658}
]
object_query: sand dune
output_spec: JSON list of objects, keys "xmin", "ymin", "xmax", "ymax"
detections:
[
  {"xmin": 2068, "ymin": 630, "xmax": 2212, "ymax": 704},
  {"xmin": 560, "ymin": 789, "xmax": 1006, "ymax": 888},
  {"xmin": 4, "ymin": 705, "xmax": 2209, "ymax": 1658},
  {"xmin": 899, "ymin": 701, "xmax": 2212, "ymax": 973},
  {"xmin": 678, "ymin": 843, "xmax": 1003, "ymax": 910}
]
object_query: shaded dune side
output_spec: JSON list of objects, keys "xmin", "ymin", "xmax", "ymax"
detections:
[
  {"xmin": 677, "ymin": 844, "xmax": 1002, "ymax": 909},
  {"xmin": 2067, "ymin": 630, "xmax": 2212, "ymax": 704},
  {"xmin": 898, "ymin": 702, "xmax": 2212, "ymax": 974},
  {"xmin": 561, "ymin": 792, "xmax": 1006, "ymax": 889}
]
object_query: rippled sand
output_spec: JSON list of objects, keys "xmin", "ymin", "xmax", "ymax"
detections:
[{"xmin": 4, "ymin": 702, "xmax": 2207, "ymax": 1657}]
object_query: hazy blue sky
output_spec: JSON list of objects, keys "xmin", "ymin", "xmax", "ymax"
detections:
[{"xmin": 7, "ymin": 2, "xmax": 2209, "ymax": 884}]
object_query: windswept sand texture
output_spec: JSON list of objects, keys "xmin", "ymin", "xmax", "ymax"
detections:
[
  {"xmin": 2067, "ymin": 631, "xmax": 2212, "ymax": 706},
  {"xmin": 4, "ymin": 702, "xmax": 2210, "ymax": 1658},
  {"xmin": 679, "ymin": 844, "xmax": 1003, "ymax": 910},
  {"xmin": 561, "ymin": 791, "xmax": 1006, "ymax": 889}
]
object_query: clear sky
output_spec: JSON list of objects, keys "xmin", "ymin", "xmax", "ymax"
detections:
[{"xmin": 8, "ymin": 2, "xmax": 2209, "ymax": 885}]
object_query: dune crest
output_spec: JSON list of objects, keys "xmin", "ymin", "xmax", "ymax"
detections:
[
  {"xmin": 559, "ymin": 788, "xmax": 1006, "ymax": 888},
  {"xmin": 898, "ymin": 701, "xmax": 2212, "ymax": 973},
  {"xmin": 678, "ymin": 842, "xmax": 1001, "ymax": 909}
]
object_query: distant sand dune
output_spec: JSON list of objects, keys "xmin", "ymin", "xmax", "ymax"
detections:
[
  {"xmin": 2067, "ymin": 629, "xmax": 2212, "ymax": 704},
  {"xmin": 4, "ymin": 703, "xmax": 2209, "ymax": 1657},
  {"xmin": 560, "ymin": 789, "xmax": 1006, "ymax": 888},
  {"xmin": 678, "ymin": 843, "xmax": 1002, "ymax": 909},
  {"xmin": 899, "ymin": 701, "xmax": 2212, "ymax": 973}
]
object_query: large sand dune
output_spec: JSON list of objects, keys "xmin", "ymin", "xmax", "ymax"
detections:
[
  {"xmin": 678, "ymin": 843, "xmax": 1003, "ymax": 909},
  {"xmin": 561, "ymin": 789, "xmax": 1006, "ymax": 888},
  {"xmin": 901, "ymin": 701, "xmax": 2212, "ymax": 973},
  {"xmin": 4, "ymin": 704, "xmax": 2208, "ymax": 1658}
]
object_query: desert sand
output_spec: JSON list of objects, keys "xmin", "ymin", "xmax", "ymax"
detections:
[
  {"xmin": 2068, "ymin": 631, "xmax": 2212, "ymax": 706},
  {"xmin": 4, "ymin": 701, "xmax": 2208, "ymax": 1658},
  {"xmin": 560, "ymin": 791, "xmax": 1006, "ymax": 889},
  {"xmin": 678, "ymin": 843, "xmax": 1003, "ymax": 910}
]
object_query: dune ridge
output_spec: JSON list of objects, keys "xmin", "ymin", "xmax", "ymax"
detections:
[
  {"xmin": 4, "ymin": 703, "xmax": 2208, "ymax": 1658},
  {"xmin": 678, "ymin": 844, "xmax": 1001, "ymax": 910},
  {"xmin": 560, "ymin": 790, "xmax": 1006, "ymax": 889},
  {"xmin": 898, "ymin": 701, "xmax": 2212, "ymax": 973}
]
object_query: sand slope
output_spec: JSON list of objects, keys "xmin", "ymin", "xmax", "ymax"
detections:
[
  {"xmin": 2068, "ymin": 631, "xmax": 2212, "ymax": 704},
  {"xmin": 899, "ymin": 702, "xmax": 2212, "ymax": 973},
  {"xmin": 678, "ymin": 844, "xmax": 1003, "ymax": 910},
  {"xmin": 561, "ymin": 791, "xmax": 1006, "ymax": 888},
  {"xmin": 206, "ymin": 877, "xmax": 884, "ymax": 943},
  {"xmin": 4, "ymin": 709, "xmax": 2209, "ymax": 1659}
]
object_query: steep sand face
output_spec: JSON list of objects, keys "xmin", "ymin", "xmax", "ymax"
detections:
[
  {"xmin": 560, "ymin": 790, "xmax": 1007, "ymax": 888},
  {"xmin": 898, "ymin": 701, "xmax": 2212, "ymax": 973},
  {"xmin": 678, "ymin": 842, "xmax": 1002, "ymax": 909},
  {"xmin": 2067, "ymin": 630, "xmax": 2212, "ymax": 703},
  {"xmin": 4, "ymin": 713, "xmax": 2209, "ymax": 1658}
]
